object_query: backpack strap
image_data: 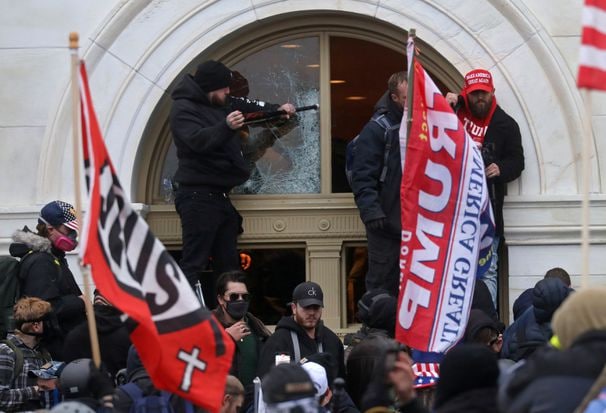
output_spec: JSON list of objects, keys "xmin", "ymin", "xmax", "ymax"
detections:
[
  {"xmin": 371, "ymin": 114, "xmax": 401, "ymax": 184},
  {"xmin": 289, "ymin": 331, "xmax": 324, "ymax": 363},
  {"xmin": 0, "ymin": 339, "xmax": 23, "ymax": 382},
  {"xmin": 290, "ymin": 331, "xmax": 301, "ymax": 363}
]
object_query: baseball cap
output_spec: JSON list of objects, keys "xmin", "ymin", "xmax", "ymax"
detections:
[
  {"xmin": 262, "ymin": 363, "xmax": 316, "ymax": 404},
  {"xmin": 463, "ymin": 69, "xmax": 494, "ymax": 93},
  {"xmin": 300, "ymin": 361, "xmax": 328, "ymax": 397},
  {"xmin": 292, "ymin": 281, "xmax": 323, "ymax": 307},
  {"xmin": 29, "ymin": 361, "xmax": 65, "ymax": 379},
  {"xmin": 39, "ymin": 200, "xmax": 79, "ymax": 231}
]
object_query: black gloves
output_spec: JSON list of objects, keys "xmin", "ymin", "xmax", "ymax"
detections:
[
  {"xmin": 366, "ymin": 218, "xmax": 386, "ymax": 231},
  {"xmin": 88, "ymin": 361, "xmax": 115, "ymax": 404}
]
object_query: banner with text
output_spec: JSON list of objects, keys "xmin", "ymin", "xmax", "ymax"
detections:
[{"xmin": 396, "ymin": 51, "xmax": 494, "ymax": 353}]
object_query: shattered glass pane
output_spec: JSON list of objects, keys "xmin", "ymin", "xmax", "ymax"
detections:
[
  {"xmin": 159, "ymin": 36, "xmax": 321, "ymax": 198},
  {"xmin": 232, "ymin": 37, "xmax": 320, "ymax": 194}
]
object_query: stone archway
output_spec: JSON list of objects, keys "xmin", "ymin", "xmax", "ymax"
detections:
[{"xmin": 39, "ymin": 0, "xmax": 598, "ymax": 203}]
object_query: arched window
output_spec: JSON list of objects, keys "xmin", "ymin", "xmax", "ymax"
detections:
[{"xmin": 139, "ymin": 14, "xmax": 461, "ymax": 326}]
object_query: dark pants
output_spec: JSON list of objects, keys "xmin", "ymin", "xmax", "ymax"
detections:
[
  {"xmin": 365, "ymin": 228, "xmax": 400, "ymax": 294},
  {"xmin": 175, "ymin": 187, "xmax": 241, "ymax": 308}
]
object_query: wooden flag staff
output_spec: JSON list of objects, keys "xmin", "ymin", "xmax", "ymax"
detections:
[{"xmin": 69, "ymin": 32, "xmax": 102, "ymax": 368}]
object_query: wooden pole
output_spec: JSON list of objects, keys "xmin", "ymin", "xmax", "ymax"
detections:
[
  {"xmin": 580, "ymin": 89, "xmax": 592, "ymax": 289},
  {"xmin": 69, "ymin": 32, "xmax": 102, "ymax": 367}
]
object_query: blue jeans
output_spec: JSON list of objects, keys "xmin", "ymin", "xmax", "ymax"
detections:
[{"xmin": 481, "ymin": 236, "xmax": 500, "ymax": 307}]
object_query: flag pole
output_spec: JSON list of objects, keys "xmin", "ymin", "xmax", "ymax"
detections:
[
  {"xmin": 580, "ymin": 89, "xmax": 592, "ymax": 289},
  {"xmin": 69, "ymin": 32, "xmax": 102, "ymax": 367},
  {"xmin": 406, "ymin": 28, "xmax": 416, "ymax": 141}
]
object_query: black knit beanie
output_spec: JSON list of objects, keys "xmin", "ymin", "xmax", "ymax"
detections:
[
  {"xmin": 434, "ymin": 344, "xmax": 499, "ymax": 408},
  {"xmin": 193, "ymin": 60, "xmax": 232, "ymax": 92}
]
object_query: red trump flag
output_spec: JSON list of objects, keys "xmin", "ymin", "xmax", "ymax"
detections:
[
  {"xmin": 396, "ymin": 37, "xmax": 494, "ymax": 353},
  {"xmin": 578, "ymin": 0, "xmax": 606, "ymax": 90},
  {"xmin": 78, "ymin": 62, "xmax": 234, "ymax": 412}
]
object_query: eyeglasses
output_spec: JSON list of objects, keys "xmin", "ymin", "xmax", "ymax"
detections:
[{"xmin": 225, "ymin": 293, "xmax": 250, "ymax": 302}]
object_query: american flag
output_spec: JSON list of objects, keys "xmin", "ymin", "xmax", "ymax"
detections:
[{"xmin": 578, "ymin": 0, "xmax": 606, "ymax": 90}]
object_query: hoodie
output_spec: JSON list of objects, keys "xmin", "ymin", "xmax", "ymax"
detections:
[
  {"xmin": 62, "ymin": 305, "xmax": 131, "ymax": 378},
  {"xmin": 169, "ymin": 74, "xmax": 279, "ymax": 189},
  {"xmin": 257, "ymin": 315, "xmax": 345, "ymax": 380}
]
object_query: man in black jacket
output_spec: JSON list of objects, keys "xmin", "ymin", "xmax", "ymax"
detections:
[
  {"xmin": 446, "ymin": 68, "xmax": 524, "ymax": 306},
  {"xmin": 170, "ymin": 60, "xmax": 295, "ymax": 307},
  {"xmin": 350, "ymin": 72, "xmax": 407, "ymax": 294},
  {"xmin": 257, "ymin": 281, "xmax": 345, "ymax": 380}
]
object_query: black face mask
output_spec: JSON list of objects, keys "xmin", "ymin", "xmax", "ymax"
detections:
[{"xmin": 225, "ymin": 300, "xmax": 249, "ymax": 320}]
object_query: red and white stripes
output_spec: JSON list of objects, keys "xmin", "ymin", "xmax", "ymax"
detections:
[{"xmin": 578, "ymin": 0, "xmax": 606, "ymax": 90}]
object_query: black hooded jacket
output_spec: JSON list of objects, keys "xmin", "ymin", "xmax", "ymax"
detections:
[
  {"xmin": 256, "ymin": 315, "xmax": 345, "ymax": 380},
  {"xmin": 10, "ymin": 229, "xmax": 85, "ymax": 333},
  {"xmin": 169, "ymin": 74, "xmax": 279, "ymax": 189},
  {"xmin": 350, "ymin": 92, "xmax": 403, "ymax": 236},
  {"xmin": 63, "ymin": 305, "xmax": 131, "ymax": 378}
]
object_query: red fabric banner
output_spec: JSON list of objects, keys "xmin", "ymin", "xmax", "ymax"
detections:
[
  {"xmin": 578, "ymin": 0, "xmax": 606, "ymax": 90},
  {"xmin": 396, "ymin": 53, "xmax": 494, "ymax": 353},
  {"xmin": 78, "ymin": 62, "xmax": 234, "ymax": 412}
]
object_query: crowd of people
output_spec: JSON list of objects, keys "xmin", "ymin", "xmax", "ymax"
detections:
[
  {"xmin": 0, "ymin": 61, "xmax": 601, "ymax": 413},
  {"xmin": 2, "ymin": 218, "xmax": 604, "ymax": 413}
]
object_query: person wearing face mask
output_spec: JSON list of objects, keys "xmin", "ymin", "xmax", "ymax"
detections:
[
  {"xmin": 0, "ymin": 297, "xmax": 55, "ymax": 412},
  {"xmin": 212, "ymin": 270, "xmax": 271, "ymax": 412},
  {"xmin": 9, "ymin": 200, "xmax": 86, "ymax": 359}
]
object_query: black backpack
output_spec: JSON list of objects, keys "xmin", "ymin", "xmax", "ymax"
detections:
[
  {"xmin": 345, "ymin": 112, "xmax": 400, "ymax": 188},
  {"xmin": 0, "ymin": 255, "xmax": 26, "ymax": 339}
]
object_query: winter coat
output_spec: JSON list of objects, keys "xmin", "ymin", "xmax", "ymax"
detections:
[
  {"xmin": 10, "ymin": 229, "xmax": 85, "ymax": 334},
  {"xmin": 501, "ymin": 331, "xmax": 606, "ymax": 413},
  {"xmin": 434, "ymin": 387, "xmax": 498, "ymax": 413},
  {"xmin": 62, "ymin": 305, "xmax": 131, "ymax": 378},
  {"xmin": 350, "ymin": 92, "xmax": 403, "ymax": 238},
  {"xmin": 501, "ymin": 278, "xmax": 571, "ymax": 361},
  {"xmin": 169, "ymin": 74, "xmax": 278, "ymax": 190},
  {"xmin": 256, "ymin": 316, "xmax": 345, "ymax": 380},
  {"xmin": 482, "ymin": 105, "xmax": 525, "ymax": 236},
  {"xmin": 213, "ymin": 307, "xmax": 271, "ymax": 410}
]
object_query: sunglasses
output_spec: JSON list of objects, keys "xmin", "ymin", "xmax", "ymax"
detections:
[{"xmin": 225, "ymin": 293, "xmax": 250, "ymax": 302}]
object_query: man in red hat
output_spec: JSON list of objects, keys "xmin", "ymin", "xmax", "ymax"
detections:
[{"xmin": 446, "ymin": 68, "xmax": 524, "ymax": 307}]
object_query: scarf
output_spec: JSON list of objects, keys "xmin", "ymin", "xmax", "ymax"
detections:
[{"xmin": 457, "ymin": 93, "xmax": 497, "ymax": 145}]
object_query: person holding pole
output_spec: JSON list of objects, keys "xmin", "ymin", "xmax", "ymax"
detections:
[
  {"xmin": 170, "ymin": 60, "xmax": 295, "ymax": 307},
  {"xmin": 446, "ymin": 69, "xmax": 524, "ymax": 307}
]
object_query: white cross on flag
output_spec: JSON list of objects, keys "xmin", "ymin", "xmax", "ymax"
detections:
[{"xmin": 578, "ymin": 0, "xmax": 606, "ymax": 90}]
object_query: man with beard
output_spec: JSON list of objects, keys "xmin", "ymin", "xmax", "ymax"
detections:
[
  {"xmin": 257, "ymin": 281, "xmax": 345, "ymax": 380},
  {"xmin": 350, "ymin": 72, "xmax": 407, "ymax": 295},
  {"xmin": 170, "ymin": 60, "xmax": 295, "ymax": 307},
  {"xmin": 212, "ymin": 271, "xmax": 271, "ymax": 412},
  {"xmin": 446, "ymin": 69, "xmax": 524, "ymax": 306}
]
